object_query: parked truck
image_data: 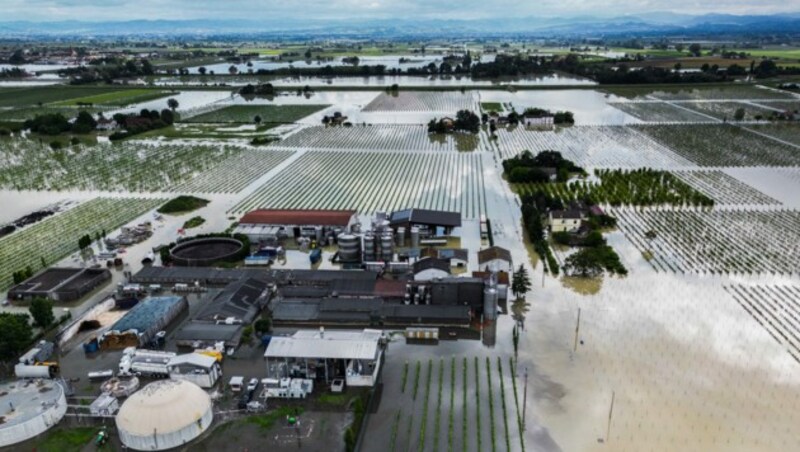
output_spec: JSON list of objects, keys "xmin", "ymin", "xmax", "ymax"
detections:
[{"xmin": 118, "ymin": 347, "xmax": 176, "ymax": 378}]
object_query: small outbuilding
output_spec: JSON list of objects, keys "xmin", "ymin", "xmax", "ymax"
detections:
[
  {"xmin": 549, "ymin": 209, "xmax": 586, "ymax": 233},
  {"xmin": 478, "ymin": 246, "xmax": 513, "ymax": 273},
  {"xmin": 413, "ymin": 257, "xmax": 451, "ymax": 281},
  {"xmin": 167, "ymin": 353, "xmax": 221, "ymax": 389}
]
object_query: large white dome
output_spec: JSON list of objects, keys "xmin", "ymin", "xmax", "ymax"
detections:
[{"xmin": 116, "ymin": 379, "xmax": 213, "ymax": 451}]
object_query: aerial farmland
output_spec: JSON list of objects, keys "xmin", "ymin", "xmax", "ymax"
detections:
[{"xmin": 0, "ymin": 50, "xmax": 799, "ymax": 452}]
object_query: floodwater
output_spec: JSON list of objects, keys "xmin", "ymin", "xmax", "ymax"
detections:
[{"xmin": 186, "ymin": 54, "xmax": 445, "ymax": 74}]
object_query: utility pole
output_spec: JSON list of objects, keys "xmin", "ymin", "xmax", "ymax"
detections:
[
  {"xmin": 523, "ymin": 367, "xmax": 529, "ymax": 429},
  {"xmin": 573, "ymin": 308, "xmax": 582, "ymax": 352},
  {"xmin": 606, "ymin": 390, "xmax": 615, "ymax": 443}
]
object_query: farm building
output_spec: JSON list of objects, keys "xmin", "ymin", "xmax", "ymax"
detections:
[
  {"xmin": 413, "ymin": 257, "xmax": 451, "ymax": 280},
  {"xmin": 7, "ymin": 267, "xmax": 111, "ymax": 302},
  {"xmin": 264, "ymin": 329, "xmax": 384, "ymax": 387},
  {"xmin": 116, "ymin": 380, "xmax": 213, "ymax": 451},
  {"xmin": 235, "ymin": 209, "xmax": 357, "ymax": 243},
  {"xmin": 0, "ymin": 380, "xmax": 67, "ymax": 448},
  {"xmin": 101, "ymin": 296, "xmax": 188, "ymax": 349},
  {"xmin": 477, "ymin": 246, "xmax": 513, "ymax": 273},
  {"xmin": 549, "ymin": 209, "xmax": 586, "ymax": 233},
  {"xmin": 523, "ymin": 115, "xmax": 555, "ymax": 127},
  {"xmin": 167, "ymin": 353, "xmax": 221, "ymax": 388},
  {"xmin": 389, "ymin": 208, "xmax": 462, "ymax": 237}
]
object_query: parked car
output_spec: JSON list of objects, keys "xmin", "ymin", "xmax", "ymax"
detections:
[{"xmin": 247, "ymin": 377, "xmax": 259, "ymax": 392}]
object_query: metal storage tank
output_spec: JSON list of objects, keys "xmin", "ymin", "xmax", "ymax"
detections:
[
  {"xmin": 337, "ymin": 234, "xmax": 362, "ymax": 263},
  {"xmin": 396, "ymin": 227, "xmax": 406, "ymax": 247},
  {"xmin": 483, "ymin": 287, "xmax": 498, "ymax": 320},
  {"xmin": 116, "ymin": 380, "xmax": 213, "ymax": 451},
  {"xmin": 363, "ymin": 233, "xmax": 376, "ymax": 261},
  {"xmin": 410, "ymin": 227, "xmax": 420, "ymax": 248},
  {"xmin": 314, "ymin": 226, "xmax": 323, "ymax": 243},
  {"xmin": 380, "ymin": 232, "xmax": 394, "ymax": 261},
  {"xmin": 0, "ymin": 380, "xmax": 67, "ymax": 448}
]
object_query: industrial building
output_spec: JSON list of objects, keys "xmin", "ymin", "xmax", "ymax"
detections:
[
  {"xmin": 264, "ymin": 329, "xmax": 384, "ymax": 387},
  {"xmin": 389, "ymin": 208, "xmax": 461, "ymax": 238},
  {"xmin": 235, "ymin": 209, "xmax": 357, "ymax": 243},
  {"xmin": 116, "ymin": 380, "xmax": 213, "ymax": 451},
  {"xmin": 7, "ymin": 267, "xmax": 111, "ymax": 302},
  {"xmin": 101, "ymin": 296, "xmax": 188, "ymax": 349},
  {"xmin": 171, "ymin": 277, "xmax": 270, "ymax": 347},
  {"xmin": 167, "ymin": 353, "xmax": 221, "ymax": 388},
  {"xmin": 0, "ymin": 380, "xmax": 67, "ymax": 448}
]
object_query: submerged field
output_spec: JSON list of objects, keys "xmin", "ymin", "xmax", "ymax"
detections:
[
  {"xmin": 0, "ymin": 197, "xmax": 162, "ymax": 289},
  {"xmin": 182, "ymin": 104, "xmax": 329, "ymax": 123}
]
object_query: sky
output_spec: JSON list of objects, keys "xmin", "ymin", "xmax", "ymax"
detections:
[{"xmin": 0, "ymin": 0, "xmax": 795, "ymax": 22}]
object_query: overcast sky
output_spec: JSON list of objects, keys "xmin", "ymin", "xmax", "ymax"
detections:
[{"xmin": 0, "ymin": 0, "xmax": 793, "ymax": 21}]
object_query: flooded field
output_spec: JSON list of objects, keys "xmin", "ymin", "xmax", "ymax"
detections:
[{"xmin": 0, "ymin": 82, "xmax": 799, "ymax": 451}]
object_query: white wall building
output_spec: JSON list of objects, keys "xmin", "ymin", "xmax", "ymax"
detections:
[{"xmin": 167, "ymin": 353, "xmax": 221, "ymax": 389}]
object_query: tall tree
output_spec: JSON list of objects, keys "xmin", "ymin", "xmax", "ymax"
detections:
[
  {"xmin": 511, "ymin": 264, "xmax": 532, "ymax": 299},
  {"xmin": 29, "ymin": 297, "xmax": 55, "ymax": 328},
  {"xmin": 167, "ymin": 98, "xmax": 179, "ymax": 111},
  {"xmin": 0, "ymin": 313, "xmax": 32, "ymax": 361}
]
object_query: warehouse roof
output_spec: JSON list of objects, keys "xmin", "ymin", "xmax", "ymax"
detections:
[
  {"xmin": 478, "ymin": 246, "xmax": 512, "ymax": 265},
  {"xmin": 194, "ymin": 277, "xmax": 269, "ymax": 323},
  {"xmin": 168, "ymin": 353, "xmax": 217, "ymax": 369},
  {"xmin": 413, "ymin": 257, "xmax": 451, "ymax": 275},
  {"xmin": 172, "ymin": 323, "xmax": 242, "ymax": 343},
  {"xmin": 389, "ymin": 209, "xmax": 461, "ymax": 228},
  {"xmin": 109, "ymin": 296, "xmax": 185, "ymax": 334},
  {"xmin": 239, "ymin": 209, "xmax": 356, "ymax": 226},
  {"xmin": 264, "ymin": 330, "xmax": 381, "ymax": 361}
]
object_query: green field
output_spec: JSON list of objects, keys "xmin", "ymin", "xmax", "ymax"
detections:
[
  {"xmin": 0, "ymin": 105, "xmax": 109, "ymax": 122},
  {"xmin": 481, "ymin": 102, "xmax": 503, "ymax": 112},
  {"xmin": 183, "ymin": 104, "xmax": 329, "ymax": 124},
  {"xmin": 54, "ymin": 89, "xmax": 173, "ymax": 106},
  {"xmin": 0, "ymin": 86, "xmax": 149, "ymax": 108}
]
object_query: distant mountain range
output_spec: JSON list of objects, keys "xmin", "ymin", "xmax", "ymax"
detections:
[{"xmin": 1, "ymin": 13, "xmax": 799, "ymax": 38}]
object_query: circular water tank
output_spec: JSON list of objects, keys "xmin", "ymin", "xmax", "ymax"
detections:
[{"xmin": 116, "ymin": 380, "xmax": 213, "ymax": 451}]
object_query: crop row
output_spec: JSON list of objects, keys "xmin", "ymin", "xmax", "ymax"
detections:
[
  {"xmin": 609, "ymin": 101, "xmax": 711, "ymax": 123},
  {"xmin": 635, "ymin": 124, "xmax": 800, "ymax": 167},
  {"xmin": 169, "ymin": 149, "xmax": 293, "ymax": 194},
  {"xmin": 363, "ymin": 91, "xmax": 477, "ymax": 112},
  {"xmin": 230, "ymin": 150, "xmax": 487, "ymax": 218},
  {"xmin": 673, "ymin": 170, "xmax": 780, "ymax": 206},
  {"xmin": 0, "ymin": 197, "xmax": 163, "ymax": 289},
  {"xmin": 0, "ymin": 138, "xmax": 257, "ymax": 192},
  {"xmin": 725, "ymin": 284, "xmax": 800, "ymax": 364},
  {"xmin": 487, "ymin": 125, "xmax": 691, "ymax": 168},
  {"xmin": 272, "ymin": 124, "xmax": 488, "ymax": 152},
  {"xmin": 613, "ymin": 207, "xmax": 800, "ymax": 275}
]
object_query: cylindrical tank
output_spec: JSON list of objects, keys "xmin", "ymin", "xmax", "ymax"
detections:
[
  {"xmin": 363, "ymin": 233, "xmax": 375, "ymax": 261},
  {"xmin": 483, "ymin": 287, "xmax": 498, "ymax": 320},
  {"xmin": 380, "ymin": 232, "xmax": 393, "ymax": 261},
  {"xmin": 337, "ymin": 234, "xmax": 361, "ymax": 263},
  {"xmin": 351, "ymin": 222, "xmax": 361, "ymax": 234},
  {"xmin": 396, "ymin": 227, "xmax": 406, "ymax": 247},
  {"xmin": 410, "ymin": 227, "xmax": 420, "ymax": 248},
  {"xmin": 315, "ymin": 226, "xmax": 323, "ymax": 243}
]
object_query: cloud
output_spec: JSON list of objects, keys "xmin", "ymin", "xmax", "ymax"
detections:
[{"xmin": 0, "ymin": 0, "xmax": 795, "ymax": 21}]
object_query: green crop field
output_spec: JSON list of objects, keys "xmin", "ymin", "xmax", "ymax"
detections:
[
  {"xmin": 182, "ymin": 104, "xmax": 329, "ymax": 124},
  {"xmin": 0, "ymin": 86, "xmax": 143, "ymax": 108},
  {"xmin": 481, "ymin": 102, "xmax": 503, "ymax": 112},
  {"xmin": 53, "ymin": 89, "xmax": 173, "ymax": 106}
]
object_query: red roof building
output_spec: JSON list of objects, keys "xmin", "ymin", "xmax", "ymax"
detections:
[{"xmin": 239, "ymin": 209, "xmax": 357, "ymax": 227}]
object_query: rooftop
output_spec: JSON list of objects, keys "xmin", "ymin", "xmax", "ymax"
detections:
[
  {"xmin": 390, "ymin": 209, "xmax": 462, "ymax": 228},
  {"xmin": 477, "ymin": 246, "xmax": 512, "ymax": 264},
  {"xmin": 413, "ymin": 257, "xmax": 451, "ymax": 274},
  {"xmin": 264, "ymin": 329, "xmax": 382, "ymax": 361},
  {"xmin": 239, "ymin": 209, "xmax": 356, "ymax": 227}
]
